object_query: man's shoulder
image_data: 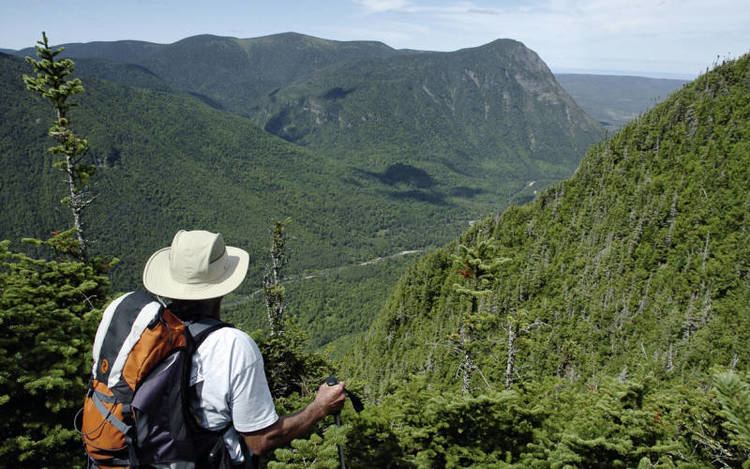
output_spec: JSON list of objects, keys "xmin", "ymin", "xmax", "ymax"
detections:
[
  {"xmin": 205, "ymin": 325, "xmax": 256, "ymax": 344},
  {"xmin": 199, "ymin": 325, "xmax": 263, "ymax": 363}
]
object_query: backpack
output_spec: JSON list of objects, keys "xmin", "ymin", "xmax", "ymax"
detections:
[{"xmin": 80, "ymin": 290, "xmax": 235, "ymax": 468}]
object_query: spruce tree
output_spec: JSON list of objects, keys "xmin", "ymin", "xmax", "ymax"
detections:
[
  {"xmin": 451, "ymin": 239, "xmax": 508, "ymax": 393},
  {"xmin": 23, "ymin": 32, "xmax": 94, "ymax": 258},
  {"xmin": 0, "ymin": 33, "xmax": 113, "ymax": 467},
  {"xmin": 269, "ymin": 425, "xmax": 347, "ymax": 469},
  {"xmin": 714, "ymin": 371, "xmax": 750, "ymax": 464},
  {"xmin": 264, "ymin": 219, "xmax": 290, "ymax": 336},
  {"xmin": 258, "ymin": 220, "xmax": 332, "ymax": 398}
]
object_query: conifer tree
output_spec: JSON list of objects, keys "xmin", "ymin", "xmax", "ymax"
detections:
[
  {"xmin": 260, "ymin": 320, "xmax": 330, "ymax": 399},
  {"xmin": 258, "ymin": 220, "xmax": 332, "ymax": 398},
  {"xmin": 0, "ymin": 235, "xmax": 110, "ymax": 467},
  {"xmin": 0, "ymin": 33, "xmax": 113, "ymax": 467},
  {"xmin": 714, "ymin": 371, "xmax": 750, "ymax": 461},
  {"xmin": 264, "ymin": 219, "xmax": 290, "ymax": 335},
  {"xmin": 451, "ymin": 239, "xmax": 508, "ymax": 393},
  {"xmin": 269, "ymin": 425, "xmax": 347, "ymax": 469},
  {"xmin": 504, "ymin": 309, "xmax": 545, "ymax": 390},
  {"xmin": 23, "ymin": 32, "xmax": 94, "ymax": 258}
]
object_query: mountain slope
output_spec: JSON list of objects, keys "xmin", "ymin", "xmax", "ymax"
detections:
[
  {"xmin": 256, "ymin": 39, "xmax": 602, "ymax": 178},
  {"xmin": 12, "ymin": 35, "xmax": 604, "ymax": 210},
  {"xmin": 249, "ymin": 38, "xmax": 604, "ymax": 221},
  {"xmin": 349, "ymin": 55, "xmax": 750, "ymax": 394},
  {"xmin": 2, "ymin": 50, "xmax": 561, "ymax": 349}
]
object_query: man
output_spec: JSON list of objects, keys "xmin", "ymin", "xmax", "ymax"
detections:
[{"xmin": 142, "ymin": 229, "xmax": 346, "ymax": 466}]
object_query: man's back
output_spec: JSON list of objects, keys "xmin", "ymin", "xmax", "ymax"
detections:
[{"xmin": 189, "ymin": 327, "xmax": 279, "ymax": 463}]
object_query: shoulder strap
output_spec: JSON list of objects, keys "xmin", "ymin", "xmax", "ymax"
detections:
[
  {"xmin": 94, "ymin": 289, "xmax": 163, "ymax": 386},
  {"xmin": 187, "ymin": 319, "xmax": 232, "ymax": 348}
]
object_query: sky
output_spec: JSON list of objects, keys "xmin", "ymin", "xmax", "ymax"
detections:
[{"xmin": 1, "ymin": 0, "xmax": 748, "ymax": 79}]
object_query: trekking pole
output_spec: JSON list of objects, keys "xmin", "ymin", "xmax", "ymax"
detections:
[
  {"xmin": 326, "ymin": 376, "xmax": 347, "ymax": 469},
  {"xmin": 325, "ymin": 376, "xmax": 365, "ymax": 469}
]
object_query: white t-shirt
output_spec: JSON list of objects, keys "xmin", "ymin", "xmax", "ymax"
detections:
[{"xmin": 189, "ymin": 327, "xmax": 279, "ymax": 463}]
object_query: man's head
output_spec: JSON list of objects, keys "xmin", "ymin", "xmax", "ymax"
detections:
[{"xmin": 143, "ymin": 230, "xmax": 249, "ymax": 301}]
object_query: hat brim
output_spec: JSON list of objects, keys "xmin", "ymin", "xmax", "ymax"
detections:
[{"xmin": 143, "ymin": 246, "xmax": 249, "ymax": 300}]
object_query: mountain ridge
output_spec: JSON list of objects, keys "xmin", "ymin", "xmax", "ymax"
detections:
[
  {"xmin": 14, "ymin": 33, "xmax": 601, "ymax": 213},
  {"xmin": 6, "ymin": 33, "xmax": 682, "ymax": 140},
  {"xmin": 251, "ymin": 36, "xmax": 601, "ymax": 200},
  {"xmin": 12, "ymin": 33, "xmax": 409, "ymax": 116}
]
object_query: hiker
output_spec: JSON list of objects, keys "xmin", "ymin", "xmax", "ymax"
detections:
[{"xmin": 83, "ymin": 230, "xmax": 346, "ymax": 468}]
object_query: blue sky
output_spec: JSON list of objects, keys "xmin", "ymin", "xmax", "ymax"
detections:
[{"xmin": 1, "ymin": 0, "xmax": 748, "ymax": 78}]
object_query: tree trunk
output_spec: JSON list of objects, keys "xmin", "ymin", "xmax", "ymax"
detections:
[
  {"xmin": 460, "ymin": 323, "xmax": 473, "ymax": 394},
  {"xmin": 505, "ymin": 322, "xmax": 517, "ymax": 390},
  {"xmin": 264, "ymin": 221, "xmax": 288, "ymax": 335},
  {"xmin": 57, "ymin": 109, "xmax": 87, "ymax": 257}
]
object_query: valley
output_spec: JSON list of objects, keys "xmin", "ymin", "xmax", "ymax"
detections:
[{"xmin": 1, "ymin": 34, "xmax": 606, "ymax": 348}]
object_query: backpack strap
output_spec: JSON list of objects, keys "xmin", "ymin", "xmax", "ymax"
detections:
[
  {"xmin": 184, "ymin": 319, "xmax": 251, "ymax": 468},
  {"xmin": 187, "ymin": 318, "xmax": 232, "ymax": 348},
  {"xmin": 93, "ymin": 290, "xmax": 164, "ymax": 397},
  {"xmin": 89, "ymin": 390, "xmax": 130, "ymax": 434}
]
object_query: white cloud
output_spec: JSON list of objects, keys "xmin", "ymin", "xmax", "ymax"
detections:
[
  {"xmin": 355, "ymin": 0, "xmax": 412, "ymax": 12},
  {"xmin": 329, "ymin": 21, "xmax": 431, "ymax": 44},
  {"xmin": 347, "ymin": 0, "xmax": 750, "ymax": 75}
]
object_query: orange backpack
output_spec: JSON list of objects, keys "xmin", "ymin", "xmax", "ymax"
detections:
[{"xmin": 80, "ymin": 290, "xmax": 229, "ymax": 468}]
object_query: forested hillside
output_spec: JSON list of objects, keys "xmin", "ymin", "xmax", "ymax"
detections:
[
  {"xmin": 350, "ymin": 54, "xmax": 750, "ymax": 392},
  {"xmin": 295, "ymin": 55, "xmax": 750, "ymax": 468},
  {"xmin": 3, "ymin": 34, "xmax": 750, "ymax": 467},
  {"xmin": 0, "ymin": 52, "xmax": 451, "ymax": 287},
  {"xmin": 12, "ymin": 34, "xmax": 603, "ymax": 202}
]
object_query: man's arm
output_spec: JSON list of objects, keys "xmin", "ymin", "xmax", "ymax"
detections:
[{"xmin": 242, "ymin": 382, "xmax": 346, "ymax": 457}]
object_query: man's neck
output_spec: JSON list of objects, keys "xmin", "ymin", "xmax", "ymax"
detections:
[{"xmin": 169, "ymin": 297, "xmax": 223, "ymax": 321}]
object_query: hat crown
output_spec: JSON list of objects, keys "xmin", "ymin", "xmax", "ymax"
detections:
[
  {"xmin": 143, "ymin": 229, "xmax": 249, "ymax": 300},
  {"xmin": 169, "ymin": 230, "xmax": 228, "ymax": 284}
]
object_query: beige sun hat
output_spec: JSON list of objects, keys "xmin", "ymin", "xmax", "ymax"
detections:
[{"xmin": 143, "ymin": 230, "xmax": 249, "ymax": 300}]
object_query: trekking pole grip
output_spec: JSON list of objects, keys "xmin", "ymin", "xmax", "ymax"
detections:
[
  {"xmin": 325, "ymin": 375, "xmax": 365, "ymax": 413},
  {"xmin": 325, "ymin": 375, "xmax": 342, "ymax": 418}
]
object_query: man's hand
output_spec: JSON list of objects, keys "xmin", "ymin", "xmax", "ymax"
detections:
[
  {"xmin": 242, "ymin": 380, "xmax": 347, "ymax": 456},
  {"xmin": 312, "ymin": 381, "xmax": 346, "ymax": 418}
]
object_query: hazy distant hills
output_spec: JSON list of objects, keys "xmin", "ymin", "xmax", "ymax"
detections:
[
  {"xmin": 556, "ymin": 74, "xmax": 687, "ymax": 130},
  {"xmin": 349, "ymin": 55, "xmax": 750, "ymax": 392}
]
